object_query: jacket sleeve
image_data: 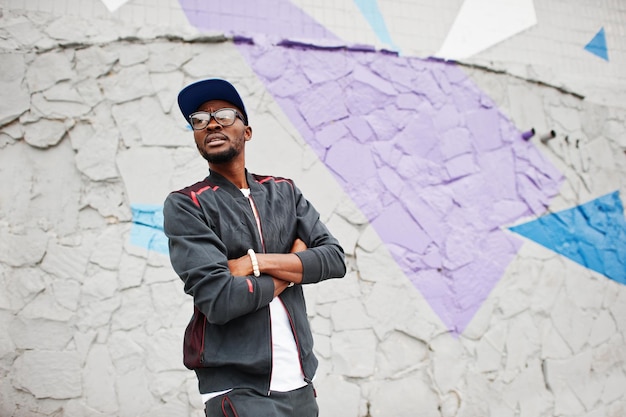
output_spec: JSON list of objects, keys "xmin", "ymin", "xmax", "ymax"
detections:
[
  {"xmin": 291, "ymin": 184, "xmax": 347, "ymax": 284},
  {"xmin": 163, "ymin": 192, "xmax": 275, "ymax": 325}
]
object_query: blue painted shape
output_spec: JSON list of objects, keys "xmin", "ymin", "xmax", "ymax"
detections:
[
  {"xmin": 353, "ymin": 0, "xmax": 398, "ymax": 51},
  {"xmin": 584, "ymin": 27, "xmax": 609, "ymax": 61},
  {"xmin": 510, "ymin": 191, "xmax": 626, "ymax": 284},
  {"xmin": 130, "ymin": 204, "xmax": 169, "ymax": 254}
]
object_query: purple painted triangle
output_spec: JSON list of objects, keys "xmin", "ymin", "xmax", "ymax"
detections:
[
  {"xmin": 177, "ymin": 0, "xmax": 339, "ymax": 41},
  {"xmin": 237, "ymin": 44, "xmax": 562, "ymax": 334}
]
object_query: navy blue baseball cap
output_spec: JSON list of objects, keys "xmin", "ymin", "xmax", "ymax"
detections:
[{"xmin": 177, "ymin": 78, "xmax": 248, "ymax": 125}]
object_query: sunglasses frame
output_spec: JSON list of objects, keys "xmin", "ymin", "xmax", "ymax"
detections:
[{"xmin": 188, "ymin": 108, "xmax": 246, "ymax": 130}]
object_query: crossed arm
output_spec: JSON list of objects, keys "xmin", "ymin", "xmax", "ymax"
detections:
[{"xmin": 227, "ymin": 239, "xmax": 308, "ymax": 298}]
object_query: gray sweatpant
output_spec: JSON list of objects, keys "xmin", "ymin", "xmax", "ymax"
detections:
[{"xmin": 205, "ymin": 384, "xmax": 319, "ymax": 417}]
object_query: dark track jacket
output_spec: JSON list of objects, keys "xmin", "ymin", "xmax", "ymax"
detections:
[{"xmin": 163, "ymin": 169, "xmax": 346, "ymax": 395}]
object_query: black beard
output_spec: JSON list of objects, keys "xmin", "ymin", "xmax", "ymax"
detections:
[{"xmin": 199, "ymin": 146, "xmax": 239, "ymax": 164}]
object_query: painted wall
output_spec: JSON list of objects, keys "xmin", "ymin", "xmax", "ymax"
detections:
[{"xmin": 0, "ymin": 1, "xmax": 625, "ymax": 416}]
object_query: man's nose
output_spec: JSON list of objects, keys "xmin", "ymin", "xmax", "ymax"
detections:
[{"xmin": 206, "ymin": 116, "xmax": 222, "ymax": 129}]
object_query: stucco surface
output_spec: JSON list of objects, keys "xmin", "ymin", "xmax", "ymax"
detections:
[{"xmin": 0, "ymin": 2, "xmax": 625, "ymax": 416}]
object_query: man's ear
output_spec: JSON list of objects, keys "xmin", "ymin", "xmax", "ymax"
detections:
[{"xmin": 244, "ymin": 126, "xmax": 253, "ymax": 141}]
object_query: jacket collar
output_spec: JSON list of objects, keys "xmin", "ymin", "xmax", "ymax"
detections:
[{"xmin": 206, "ymin": 169, "xmax": 257, "ymax": 199}]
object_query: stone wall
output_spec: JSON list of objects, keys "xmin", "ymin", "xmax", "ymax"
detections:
[{"xmin": 0, "ymin": 2, "xmax": 625, "ymax": 417}]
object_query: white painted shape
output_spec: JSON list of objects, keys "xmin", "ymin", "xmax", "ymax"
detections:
[
  {"xmin": 378, "ymin": 0, "xmax": 464, "ymax": 57},
  {"xmin": 436, "ymin": 0, "xmax": 537, "ymax": 60},
  {"xmin": 100, "ymin": 0, "xmax": 131, "ymax": 13}
]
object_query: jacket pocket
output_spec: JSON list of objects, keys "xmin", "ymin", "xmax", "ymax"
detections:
[{"xmin": 183, "ymin": 305, "xmax": 206, "ymax": 369}]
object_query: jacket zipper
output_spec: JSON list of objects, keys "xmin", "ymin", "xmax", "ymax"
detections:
[
  {"xmin": 246, "ymin": 194, "xmax": 265, "ymax": 252},
  {"xmin": 199, "ymin": 311, "xmax": 207, "ymax": 364},
  {"xmin": 267, "ymin": 305, "xmax": 273, "ymax": 396},
  {"xmin": 246, "ymin": 193, "xmax": 272, "ymax": 394},
  {"xmin": 248, "ymin": 193, "xmax": 309, "ymax": 392}
]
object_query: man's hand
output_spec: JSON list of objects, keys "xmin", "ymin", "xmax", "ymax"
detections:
[
  {"xmin": 227, "ymin": 256, "xmax": 254, "ymax": 277},
  {"xmin": 290, "ymin": 238, "xmax": 307, "ymax": 253},
  {"xmin": 270, "ymin": 238, "xmax": 307, "ymax": 297},
  {"xmin": 272, "ymin": 277, "xmax": 291, "ymax": 297}
]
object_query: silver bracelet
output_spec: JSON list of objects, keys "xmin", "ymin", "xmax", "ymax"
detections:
[{"xmin": 247, "ymin": 248, "xmax": 260, "ymax": 277}]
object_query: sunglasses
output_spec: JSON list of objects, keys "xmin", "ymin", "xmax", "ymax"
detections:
[{"xmin": 189, "ymin": 108, "xmax": 246, "ymax": 130}]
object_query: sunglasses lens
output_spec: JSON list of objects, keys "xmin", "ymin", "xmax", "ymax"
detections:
[
  {"xmin": 214, "ymin": 109, "xmax": 236, "ymax": 126},
  {"xmin": 189, "ymin": 109, "xmax": 239, "ymax": 130},
  {"xmin": 190, "ymin": 113, "xmax": 210, "ymax": 130}
]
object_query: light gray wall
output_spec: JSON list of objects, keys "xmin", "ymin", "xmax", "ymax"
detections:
[{"xmin": 0, "ymin": 2, "xmax": 625, "ymax": 416}]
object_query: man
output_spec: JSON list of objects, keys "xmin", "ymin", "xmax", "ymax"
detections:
[{"xmin": 163, "ymin": 78, "xmax": 346, "ymax": 417}]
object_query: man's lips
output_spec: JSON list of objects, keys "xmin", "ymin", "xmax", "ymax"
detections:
[{"xmin": 204, "ymin": 134, "xmax": 227, "ymax": 146}]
